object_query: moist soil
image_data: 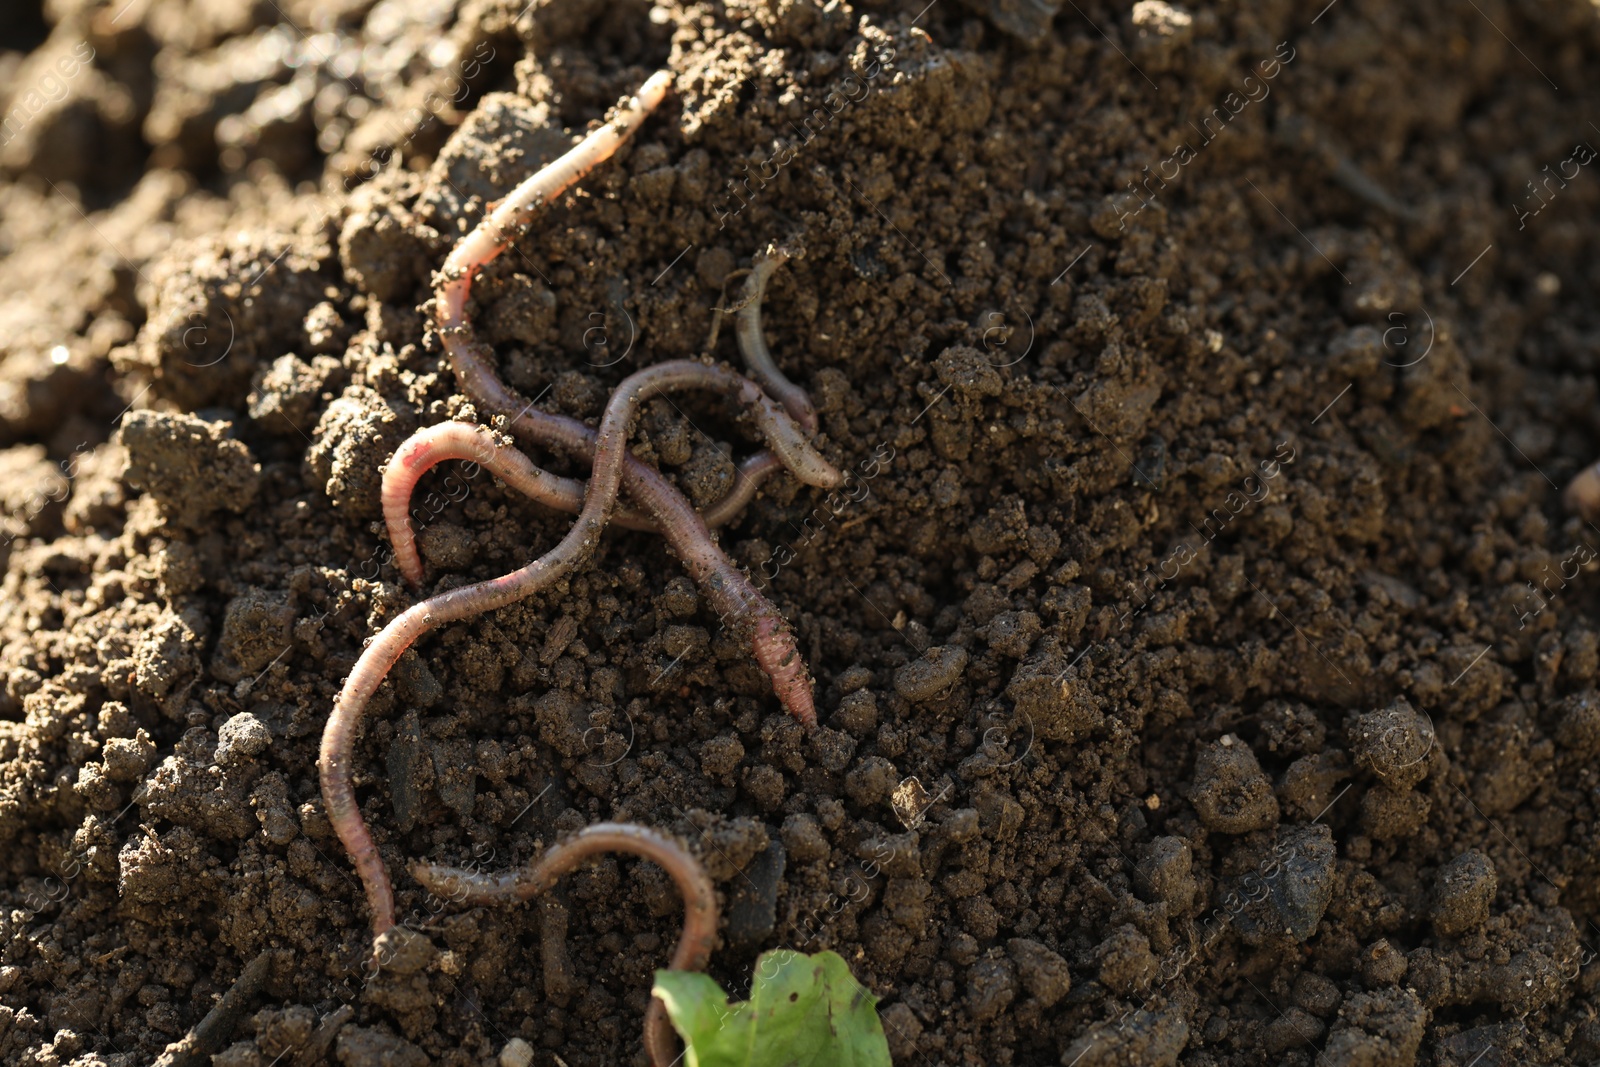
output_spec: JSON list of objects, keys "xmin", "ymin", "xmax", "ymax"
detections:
[{"xmin": 2, "ymin": 0, "xmax": 1600, "ymax": 1065}]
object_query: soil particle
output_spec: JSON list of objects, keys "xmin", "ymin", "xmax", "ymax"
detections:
[
  {"xmin": 779, "ymin": 812, "xmax": 828, "ymax": 863},
  {"xmin": 1135, "ymin": 835, "xmax": 1197, "ymax": 915},
  {"xmin": 880, "ymin": 1000, "xmax": 923, "ymax": 1061},
  {"xmin": 248, "ymin": 354, "xmax": 346, "ymax": 439},
  {"xmin": 1279, "ymin": 749, "xmax": 1353, "ymax": 823},
  {"xmin": 678, "ymin": 439, "xmax": 737, "ymax": 510},
  {"xmin": 140, "ymin": 729, "xmax": 260, "ymax": 841},
  {"xmin": 1005, "ymin": 635, "xmax": 1104, "ymax": 740},
  {"xmin": 1358, "ymin": 782, "xmax": 1431, "ymax": 841},
  {"xmin": 893, "ymin": 644, "xmax": 968, "ymax": 702},
  {"xmin": 338, "ymin": 175, "xmax": 434, "ymax": 307},
  {"xmin": 1347, "ymin": 698, "xmax": 1434, "ymax": 786},
  {"xmin": 1060, "ymin": 1005, "xmax": 1189, "ymax": 1067},
  {"xmin": 416, "ymin": 522, "xmax": 476, "ymax": 572},
  {"xmin": 214, "ymin": 712, "xmax": 272, "ymax": 767},
  {"xmin": 212, "ymin": 589, "xmax": 295, "ymax": 684},
  {"xmin": 1190, "ymin": 735, "xmax": 1280, "ymax": 834},
  {"xmin": 681, "ymin": 810, "xmax": 767, "ymax": 883},
  {"xmin": 1360, "ymin": 938, "xmax": 1409, "ymax": 987},
  {"xmin": 1005, "ymin": 937, "xmax": 1071, "ymax": 1007},
  {"xmin": 1264, "ymin": 1008, "xmax": 1326, "ymax": 1055},
  {"xmin": 1295, "ymin": 972, "xmax": 1344, "ymax": 1019},
  {"xmin": 100, "ymin": 730, "xmax": 156, "ymax": 782},
  {"xmin": 307, "ymin": 387, "xmax": 413, "ymax": 518},
  {"xmin": 1094, "ymin": 924, "xmax": 1157, "ymax": 996},
  {"xmin": 1554, "ymin": 689, "xmax": 1600, "ymax": 756},
  {"xmin": 1317, "ymin": 988, "xmax": 1427, "ymax": 1067},
  {"xmin": 0, "ymin": 445, "xmax": 67, "ymax": 541},
  {"xmin": 117, "ymin": 410, "xmax": 260, "ymax": 528},
  {"xmin": 964, "ymin": 950, "xmax": 1016, "ymax": 1022},
  {"xmin": 334, "ymin": 1025, "xmax": 429, "ymax": 1067},
  {"xmin": 724, "ymin": 837, "xmax": 785, "ymax": 953},
  {"xmin": 1268, "ymin": 824, "xmax": 1337, "ymax": 944},
  {"xmin": 1429, "ymin": 849, "xmax": 1497, "ymax": 938},
  {"xmin": 843, "ymin": 753, "xmax": 897, "ymax": 807}
]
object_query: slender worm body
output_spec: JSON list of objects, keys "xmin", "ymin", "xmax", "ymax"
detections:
[
  {"xmin": 380, "ymin": 363, "xmax": 838, "ymax": 719},
  {"xmin": 321, "ymin": 362, "xmax": 835, "ymax": 940},
  {"xmin": 381, "ymin": 422, "xmax": 792, "ymax": 584},
  {"xmin": 434, "ymin": 69, "xmax": 675, "ymax": 333},
  {"xmin": 734, "ymin": 243, "xmax": 818, "ymax": 434},
  {"xmin": 382, "ymin": 421, "xmax": 568, "ymax": 586},
  {"xmin": 323, "ymin": 71, "xmax": 836, "ymax": 961},
  {"xmin": 413, "ymin": 822, "xmax": 717, "ymax": 1067},
  {"xmin": 429, "ymin": 68, "xmax": 831, "ymax": 720}
]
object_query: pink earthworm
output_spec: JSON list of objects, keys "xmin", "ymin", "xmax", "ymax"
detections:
[
  {"xmin": 444, "ymin": 356, "xmax": 831, "ymax": 725},
  {"xmin": 382, "ymin": 421, "xmax": 576, "ymax": 586},
  {"xmin": 382, "ymin": 421, "xmax": 778, "ymax": 564},
  {"xmin": 382, "ymin": 364, "xmax": 836, "ymax": 723},
  {"xmin": 382, "ymin": 424, "xmax": 793, "ymax": 585},
  {"xmin": 429, "ymin": 70, "xmax": 830, "ymax": 719},
  {"xmin": 733, "ymin": 242, "xmax": 818, "ymax": 434},
  {"xmin": 412, "ymin": 822, "xmax": 717, "ymax": 1067},
  {"xmin": 428, "ymin": 65, "xmax": 789, "ymax": 527},
  {"xmin": 320, "ymin": 361, "xmax": 836, "ymax": 940},
  {"xmin": 378, "ymin": 420, "xmax": 686, "ymax": 580},
  {"xmin": 435, "ymin": 70, "xmax": 673, "ymax": 336}
]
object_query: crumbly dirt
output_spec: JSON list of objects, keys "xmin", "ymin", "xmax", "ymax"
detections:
[{"xmin": 3, "ymin": 0, "xmax": 1600, "ymax": 1065}]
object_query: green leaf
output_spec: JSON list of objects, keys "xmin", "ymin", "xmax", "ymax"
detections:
[{"xmin": 653, "ymin": 949, "xmax": 893, "ymax": 1067}]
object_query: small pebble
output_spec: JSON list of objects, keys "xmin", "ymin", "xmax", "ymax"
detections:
[{"xmin": 499, "ymin": 1037, "xmax": 534, "ymax": 1067}]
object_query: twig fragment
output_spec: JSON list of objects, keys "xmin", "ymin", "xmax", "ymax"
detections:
[{"xmin": 153, "ymin": 949, "xmax": 274, "ymax": 1067}]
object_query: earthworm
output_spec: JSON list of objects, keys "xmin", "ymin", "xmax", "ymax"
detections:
[
  {"xmin": 380, "ymin": 420, "xmax": 658, "ymax": 580},
  {"xmin": 428, "ymin": 65, "xmax": 794, "ymax": 527},
  {"xmin": 382, "ymin": 422, "xmax": 778, "ymax": 571},
  {"xmin": 382, "ymin": 378, "xmax": 834, "ymax": 588},
  {"xmin": 382, "ymin": 421, "xmax": 575, "ymax": 585},
  {"xmin": 321, "ymin": 361, "xmax": 834, "ymax": 939},
  {"xmin": 412, "ymin": 822, "xmax": 717, "ymax": 1067},
  {"xmin": 385, "ymin": 362, "xmax": 834, "ymax": 721},
  {"xmin": 429, "ymin": 70, "xmax": 830, "ymax": 721},
  {"xmin": 435, "ymin": 69, "xmax": 673, "ymax": 334},
  {"xmin": 451, "ymin": 358, "xmax": 829, "ymax": 725},
  {"xmin": 733, "ymin": 242, "xmax": 818, "ymax": 434}
]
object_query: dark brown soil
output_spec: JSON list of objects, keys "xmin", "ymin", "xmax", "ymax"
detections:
[{"xmin": 3, "ymin": 0, "xmax": 1600, "ymax": 1065}]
